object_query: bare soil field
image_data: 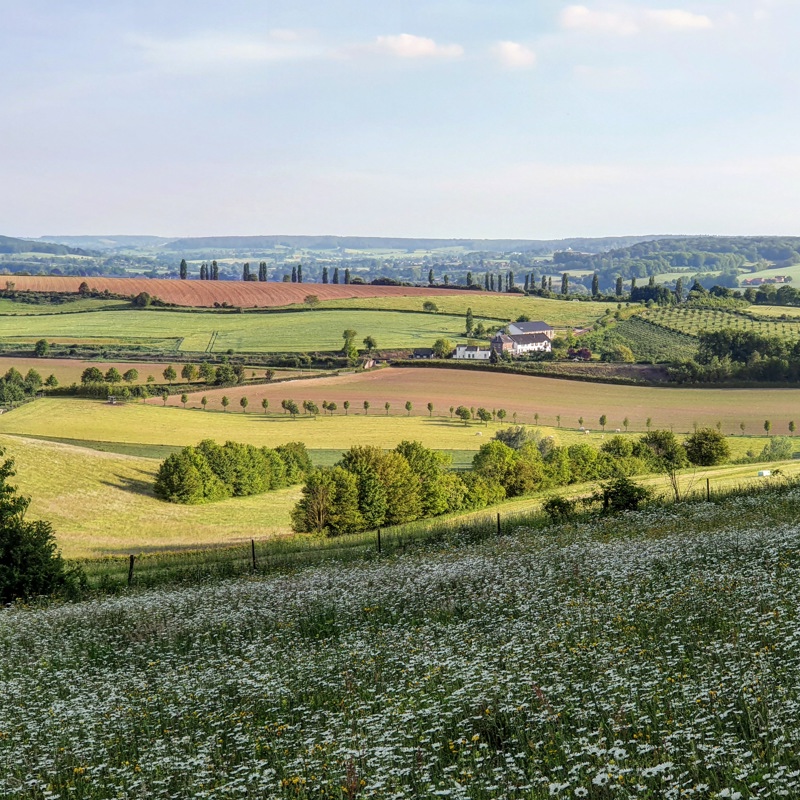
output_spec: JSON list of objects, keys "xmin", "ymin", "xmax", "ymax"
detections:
[
  {"xmin": 155, "ymin": 366, "xmax": 800, "ymax": 435},
  {"xmin": 7, "ymin": 276, "xmax": 482, "ymax": 309}
]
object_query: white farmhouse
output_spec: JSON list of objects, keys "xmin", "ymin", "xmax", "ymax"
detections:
[{"xmin": 454, "ymin": 345, "xmax": 492, "ymax": 360}]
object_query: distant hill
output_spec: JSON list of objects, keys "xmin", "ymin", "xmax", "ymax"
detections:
[
  {"xmin": 0, "ymin": 236, "xmax": 91, "ymax": 256},
  {"xmin": 37, "ymin": 235, "xmax": 174, "ymax": 251},
  {"xmin": 162, "ymin": 234, "xmax": 671, "ymax": 254}
]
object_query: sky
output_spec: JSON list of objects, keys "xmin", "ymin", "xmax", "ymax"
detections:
[{"xmin": 1, "ymin": 0, "xmax": 798, "ymax": 239}]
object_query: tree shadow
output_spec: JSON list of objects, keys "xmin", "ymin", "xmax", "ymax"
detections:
[{"xmin": 99, "ymin": 469, "xmax": 155, "ymax": 497}]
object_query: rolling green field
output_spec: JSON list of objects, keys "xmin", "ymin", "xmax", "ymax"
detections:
[
  {"xmin": 289, "ymin": 293, "xmax": 613, "ymax": 328},
  {"xmin": 0, "ymin": 308, "xmax": 497, "ymax": 353},
  {"xmin": 0, "ymin": 435, "xmax": 300, "ymax": 558},
  {"xmin": 0, "ymin": 297, "xmax": 129, "ymax": 315},
  {"xmin": 1, "ymin": 425, "xmax": 793, "ymax": 559}
]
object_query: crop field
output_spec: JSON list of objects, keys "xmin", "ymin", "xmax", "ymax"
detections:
[
  {"xmin": 0, "ymin": 435, "xmax": 300, "ymax": 559},
  {"xmin": 290, "ymin": 293, "xmax": 612, "ymax": 329},
  {"xmin": 5, "ymin": 489, "xmax": 800, "ymax": 797},
  {"xmin": 641, "ymin": 306, "xmax": 800, "ymax": 340},
  {"xmin": 148, "ymin": 366, "xmax": 800, "ymax": 435},
  {"xmin": 601, "ymin": 317, "xmax": 698, "ymax": 362},
  {"xmin": 0, "ymin": 308, "xmax": 493, "ymax": 353},
  {"xmin": 5, "ymin": 275, "xmax": 488, "ymax": 309}
]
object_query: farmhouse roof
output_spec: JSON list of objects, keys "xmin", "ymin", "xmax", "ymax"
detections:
[
  {"xmin": 458, "ymin": 345, "xmax": 490, "ymax": 352},
  {"xmin": 492, "ymin": 334, "xmax": 514, "ymax": 343},
  {"xmin": 510, "ymin": 321, "xmax": 553, "ymax": 333},
  {"xmin": 413, "ymin": 347, "xmax": 434, "ymax": 356},
  {"xmin": 508, "ymin": 333, "xmax": 550, "ymax": 344}
]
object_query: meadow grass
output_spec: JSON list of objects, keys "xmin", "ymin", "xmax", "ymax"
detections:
[
  {"xmin": 1, "ymin": 428, "xmax": 793, "ymax": 560},
  {"xmin": 0, "ymin": 308, "xmax": 498, "ymax": 353},
  {"xmin": 0, "ymin": 435, "xmax": 300, "ymax": 559},
  {"xmin": 284, "ymin": 293, "xmax": 614, "ymax": 328},
  {"xmin": 0, "ymin": 297, "xmax": 128, "ymax": 314},
  {"xmin": 0, "ymin": 396, "xmax": 789, "ymax": 455},
  {"xmin": 4, "ymin": 484, "xmax": 800, "ymax": 797}
]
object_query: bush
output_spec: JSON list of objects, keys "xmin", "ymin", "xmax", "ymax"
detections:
[
  {"xmin": 542, "ymin": 495, "xmax": 576, "ymax": 522},
  {"xmin": 684, "ymin": 427, "xmax": 730, "ymax": 466},
  {"xmin": 595, "ymin": 475, "xmax": 651, "ymax": 514}
]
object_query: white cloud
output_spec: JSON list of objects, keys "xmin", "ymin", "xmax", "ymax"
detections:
[
  {"xmin": 645, "ymin": 9, "xmax": 713, "ymax": 30},
  {"xmin": 372, "ymin": 33, "xmax": 463, "ymax": 59},
  {"xmin": 130, "ymin": 31, "xmax": 322, "ymax": 72},
  {"xmin": 561, "ymin": 5, "xmax": 712, "ymax": 36},
  {"xmin": 492, "ymin": 41, "xmax": 537, "ymax": 69}
]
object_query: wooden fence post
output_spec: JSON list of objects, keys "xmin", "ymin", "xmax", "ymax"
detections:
[
  {"xmin": 127, "ymin": 554, "xmax": 135, "ymax": 586},
  {"xmin": 251, "ymin": 539, "xmax": 257, "ymax": 571},
  {"xmin": 706, "ymin": 478, "xmax": 711, "ymax": 502},
  {"xmin": 497, "ymin": 513, "xmax": 501, "ymax": 536},
  {"xmin": 377, "ymin": 528, "xmax": 382, "ymax": 554}
]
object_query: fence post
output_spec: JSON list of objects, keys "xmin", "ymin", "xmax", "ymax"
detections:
[
  {"xmin": 706, "ymin": 478, "xmax": 711, "ymax": 502},
  {"xmin": 251, "ymin": 539, "xmax": 257, "ymax": 571},
  {"xmin": 377, "ymin": 528, "xmax": 382, "ymax": 554},
  {"xmin": 497, "ymin": 513, "xmax": 501, "ymax": 536},
  {"xmin": 127, "ymin": 554, "xmax": 135, "ymax": 587}
]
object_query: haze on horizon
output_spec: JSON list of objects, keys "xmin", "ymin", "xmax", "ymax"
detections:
[{"xmin": 2, "ymin": 0, "xmax": 798, "ymax": 241}]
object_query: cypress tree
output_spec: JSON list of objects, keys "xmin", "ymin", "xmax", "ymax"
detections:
[
  {"xmin": 344, "ymin": 268, "xmax": 351, "ymax": 284},
  {"xmin": 428, "ymin": 268, "xmax": 434, "ymax": 285},
  {"xmin": 179, "ymin": 259, "xmax": 187, "ymax": 280},
  {"xmin": 561, "ymin": 273, "xmax": 569, "ymax": 295},
  {"xmin": 615, "ymin": 276, "xmax": 623, "ymax": 296},
  {"xmin": 291, "ymin": 266, "xmax": 297, "ymax": 283},
  {"xmin": 297, "ymin": 264, "xmax": 303, "ymax": 283},
  {"xmin": 242, "ymin": 262, "xmax": 250, "ymax": 281},
  {"xmin": 591, "ymin": 272, "xmax": 599, "ymax": 297},
  {"xmin": 322, "ymin": 266, "xmax": 329, "ymax": 284},
  {"xmin": 333, "ymin": 267, "xmax": 339, "ymax": 284}
]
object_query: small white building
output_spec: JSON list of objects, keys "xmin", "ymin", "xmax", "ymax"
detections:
[{"xmin": 454, "ymin": 345, "xmax": 492, "ymax": 361}]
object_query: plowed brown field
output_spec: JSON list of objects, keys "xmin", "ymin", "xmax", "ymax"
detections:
[
  {"xmin": 8, "ymin": 276, "xmax": 474, "ymax": 309},
  {"xmin": 150, "ymin": 366, "xmax": 800, "ymax": 434}
]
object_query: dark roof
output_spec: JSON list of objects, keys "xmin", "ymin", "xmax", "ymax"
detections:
[
  {"xmin": 510, "ymin": 321, "xmax": 553, "ymax": 333},
  {"xmin": 492, "ymin": 334, "xmax": 513, "ymax": 343},
  {"xmin": 509, "ymin": 333, "xmax": 551, "ymax": 344},
  {"xmin": 413, "ymin": 348, "xmax": 434, "ymax": 355}
]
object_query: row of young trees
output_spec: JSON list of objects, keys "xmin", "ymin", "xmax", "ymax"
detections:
[
  {"xmin": 291, "ymin": 426, "xmax": 732, "ymax": 536},
  {"xmin": 80, "ymin": 362, "xmax": 264, "ymax": 388},
  {"xmin": 154, "ymin": 440, "xmax": 311, "ymax": 504}
]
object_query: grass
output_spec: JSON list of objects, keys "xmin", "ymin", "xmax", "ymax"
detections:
[
  {"xmin": 0, "ymin": 297, "xmax": 128, "ymax": 315},
  {"xmin": 284, "ymin": 293, "xmax": 615, "ymax": 328},
  {"xmin": 0, "ymin": 308, "xmax": 500, "ymax": 353},
  {"xmin": 0, "ymin": 435, "xmax": 300, "ymax": 559},
  {"xmin": 6, "ymin": 484, "xmax": 800, "ymax": 797}
]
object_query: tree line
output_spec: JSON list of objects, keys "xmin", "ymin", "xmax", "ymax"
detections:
[
  {"xmin": 291, "ymin": 426, "xmax": 731, "ymax": 536},
  {"xmin": 154, "ymin": 440, "xmax": 311, "ymax": 504}
]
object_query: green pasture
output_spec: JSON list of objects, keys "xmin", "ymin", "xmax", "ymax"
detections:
[
  {"xmin": 287, "ymin": 293, "xmax": 613, "ymax": 328},
  {"xmin": 1, "ymin": 427, "xmax": 793, "ymax": 560},
  {"xmin": 0, "ymin": 308, "xmax": 496, "ymax": 353},
  {"xmin": 0, "ymin": 434, "xmax": 301, "ymax": 559},
  {"xmin": 0, "ymin": 297, "xmax": 129, "ymax": 315}
]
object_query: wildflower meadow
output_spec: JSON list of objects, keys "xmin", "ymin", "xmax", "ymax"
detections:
[{"xmin": 3, "ymin": 488, "xmax": 800, "ymax": 798}]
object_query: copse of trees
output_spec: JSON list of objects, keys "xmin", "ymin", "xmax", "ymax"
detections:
[
  {"xmin": 154, "ymin": 439, "xmax": 311, "ymax": 504},
  {"xmin": 291, "ymin": 425, "xmax": 737, "ymax": 538},
  {"xmin": 0, "ymin": 367, "xmax": 42, "ymax": 405}
]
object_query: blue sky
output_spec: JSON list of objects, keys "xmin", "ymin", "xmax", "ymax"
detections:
[{"xmin": 2, "ymin": 0, "xmax": 798, "ymax": 239}]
